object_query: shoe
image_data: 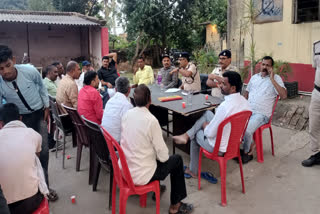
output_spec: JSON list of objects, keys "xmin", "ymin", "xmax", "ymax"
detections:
[
  {"xmin": 301, "ymin": 152, "xmax": 320, "ymax": 167},
  {"xmin": 241, "ymin": 153, "xmax": 253, "ymax": 164}
]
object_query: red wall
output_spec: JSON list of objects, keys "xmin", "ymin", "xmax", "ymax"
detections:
[
  {"xmin": 244, "ymin": 61, "xmax": 315, "ymax": 92},
  {"xmin": 101, "ymin": 27, "xmax": 109, "ymax": 57}
]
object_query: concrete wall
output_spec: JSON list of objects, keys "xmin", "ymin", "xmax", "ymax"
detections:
[{"xmin": 0, "ymin": 23, "xmax": 91, "ymax": 68}]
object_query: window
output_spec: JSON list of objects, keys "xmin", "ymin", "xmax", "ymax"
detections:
[{"xmin": 294, "ymin": 0, "xmax": 320, "ymax": 23}]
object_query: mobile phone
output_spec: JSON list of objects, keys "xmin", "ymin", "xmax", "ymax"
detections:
[{"xmin": 204, "ymin": 101, "xmax": 211, "ymax": 106}]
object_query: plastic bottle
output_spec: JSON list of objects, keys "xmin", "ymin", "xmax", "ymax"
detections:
[{"xmin": 157, "ymin": 71, "xmax": 162, "ymax": 85}]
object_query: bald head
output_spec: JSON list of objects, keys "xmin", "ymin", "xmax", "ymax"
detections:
[
  {"xmin": 133, "ymin": 84, "xmax": 151, "ymax": 107},
  {"xmin": 66, "ymin": 60, "xmax": 81, "ymax": 79}
]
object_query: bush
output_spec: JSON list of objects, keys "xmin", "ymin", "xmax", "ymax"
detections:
[{"xmin": 193, "ymin": 49, "xmax": 218, "ymax": 74}]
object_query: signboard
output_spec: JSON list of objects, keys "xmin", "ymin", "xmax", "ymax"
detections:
[{"xmin": 254, "ymin": 0, "xmax": 283, "ymax": 23}]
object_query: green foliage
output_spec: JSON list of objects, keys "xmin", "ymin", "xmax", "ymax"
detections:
[
  {"xmin": 193, "ymin": 48, "xmax": 218, "ymax": 74},
  {"xmin": 52, "ymin": 0, "xmax": 102, "ymax": 16},
  {"xmin": 28, "ymin": 0, "xmax": 55, "ymax": 11},
  {"xmin": 0, "ymin": 0, "xmax": 28, "ymax": 10}
]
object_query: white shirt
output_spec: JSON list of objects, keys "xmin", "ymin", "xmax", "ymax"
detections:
[
  {"xmin": 101, "ymin": 92, "xmax": 133, "ymax": 142},
  {"xmin": 246, "ymin": 73, "xmax": 285, "ymax": 118},
  {"xmin": 76, "ymin": 71, "xmax": 85, "ymax": 91},
  {"xmin": 120, "ymin": 107, "xmax": 169, "ymax": 185},
  {"xmin": 0, "ymin": 121, "xmax": 42, "ymax": 204},
  {"xmin": 204, "ymin": 93, "xmax": 251, "ymax": 152}
]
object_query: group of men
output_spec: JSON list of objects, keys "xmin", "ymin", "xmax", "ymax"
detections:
[{"xmin": 1, "ymin": 42, "xmax": 319, "ymax": 214}]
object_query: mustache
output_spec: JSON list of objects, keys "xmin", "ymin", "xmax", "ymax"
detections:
[{"xmin": 262, "ymin": 68, "xmax": 268, "ymax": 72}]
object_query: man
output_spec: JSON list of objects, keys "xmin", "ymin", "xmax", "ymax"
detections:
[
  {"xmin": 78, "ymin": 71, "xmax": 103, "ymax": 124},
  {"xmin": 159, "ymin": 54, "xmax": 178, "ymax": 89},
  {"xmin": 132, "ymin": 56, "xmax": 154, "ymax": 87},
  {"xmin": 0, "ymin": 103, "xmax": 45, "ymax": 214},
  {"xmin": 43, "ymin": 65, "xmax": 58, "ymax": 97},
  {"xmin": 173, "ymin": 71, "xmax": 251, "ymax": 178},
  {"xmin": 52, "ymin": 61, "xmax": 65, "ymax": 85},
  {"xmin": 206, "ymin": 49, "xmax": 238, "ymax": 98},
  {"xmin": 121, "ymin": 84, "xmax": 193, "ymax": 214},
  {"xmin": 301, "ymin": 41, "xmax": 320, "ymax": 167},
  {"xmin": 97, "ymin": 53, "xmax": 118, "ymax": 105},
  {"xmin": 76, "ymin": 60, "xmax": 94, "ymax": 91},
  {"xmin": 170, "ymin": 52, "xmax": 201, "ymax": 92},
  {"xmin": 0, "ymin": 45, "xmax": 57, "ymax": 201},
  {"xmin": 56, "ymin": 61, "xmax": 81, "ymax": 111},
  {"xmin": 242, "ymin": 56, "xmax": 287, "ymax": 164},
  {"xmin": 101, "ymin": 77, "xmax": 133, "ymax": 142}
]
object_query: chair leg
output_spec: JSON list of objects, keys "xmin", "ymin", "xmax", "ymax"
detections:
[
  {"xmin": 62, "ymin": 135, "xmax": 66, "ymax": 169},
  {"xmin": 198, "ymin": 149, "xmax": 203, "ymax": 190},
  {"xmin": 238, "ymin": 155, "xmax": 246, "ymax": 194},
  {"xmin": 76, "ymin": 143, "xmax": 83, "ymax": 172},
  {"xmin": 72, "ymin": 129, "xmax": 77, "ymax": 147},
  {"xmin": 119, "ymin": 189, "xmax": 130, "ymax": 214},
  {"xmin": 218, "ymin": 160, "xmax": 227, "ymax": 206},
  {"xmin": 139, "ymin": 194, "xmax": 147, "ymax": 208},
  {"xmin": 55, "ymin": 129, "xmax": 59, "ymax": 158},
  {"xmin": 109, "ymin": 168, "xmax": 113, "ymax": 210},
  {"xmin": 155, "ymin": 182, "xmax": 160, "ymax": 214},
  {"xmin": 112, "ymin": 177, "xmax": 117, "ymax": 214},
  {"xmin": 269, "ymin": 127, "xmax": 275, "ymax": 156},
  {"xmin": 254, "ymin": 129, "xmax": 264, "ymax": 163},
  {"xmin": 93, "ymin": 161, "xmax": 101, "ymax": 191}
]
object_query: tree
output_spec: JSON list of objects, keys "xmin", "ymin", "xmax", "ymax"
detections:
[
  {"xmin": 52, "ymin": 0, "xmax": 103, "ymax": 17},
  {"xmin": 28, "ymin": 0, "xmax": 55, "ymax": 11},
  {"xmin": 0, "ymin": 0, "xmax": 28, "ymax": 10}
]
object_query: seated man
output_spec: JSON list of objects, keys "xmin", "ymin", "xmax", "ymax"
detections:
[
  {"xmin": 101, "ymin": 77, "xmax": 133, "ymax": 142},
  {"xmin": 242, "ymin": 56, "xmax": 287, "ymax": 163},
  {"xmin": 78, "ymin": 71, "xmax": 103, "ymax": 124},
  {"xmin": 0, "ymin": 103, "xmax": 46, "ymax": 214},
  {"xmin": 76, "ymin": 60, "xmax": 94, "ymax": 91},
  {"xmin": 159, "ymin": 54, "xmax": 178, "ymax": 89},
  {"xmin": 121, "ymin": 84, "xmax": 193, "ymax": 214},
  {"xmin": 132, "ymin": 56, "xmax": 154, "ymax": 87},
  {"xmin": 52, "ymin": 61, "xmax": 65, "ymax": 85},
  {"xmin": 43, "ymin": 65, "xmax": 58, "ymax": 97},
  {"xmin": 170, "ymin": 52, "xmax": 201, "ymax": 92},
  {"xmin": 56, "ymin": 61, "xmax": 81, "ymax": 112},
  {"xmin": 173, "ymin": 71, "xmax": 251, "ymax": 178},
  {"xmin": 206, "ymin": 49, "xmax": 238, "ymax": 99}
]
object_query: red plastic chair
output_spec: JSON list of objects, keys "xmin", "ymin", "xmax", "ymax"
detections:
[
  {"xmin": 101, "ymin": 127, "xmax": 160, "ymax": 214},
  {"xmin": 32, "ymin": 198, "xmax": 49, "ymax": 214},
  {"xmin": 198, "ymin": 110, "xmax": 252, "ymax": 207},
  {"xmin": 253, "ymin": 95, "xmax": 279, "ymax": 163}
]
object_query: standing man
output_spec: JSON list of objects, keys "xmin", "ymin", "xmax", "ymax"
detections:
[
  {"xmin": 43, "ymin": 65, "xmax": 58, "ymax": 97},
  {"xmin": 242, "ymin": 56, "xmax": 287, "ymax": 164},
  {"xmin": 78, "ymin": 71, "xmax": 103, "ymax": 124},
  {"xmin": 56, "ymin": 61, "xmax": 81, "ymax": 111},
  {"xmin": 206, "ymin": 49, "xmax": 238, "ymax": 98},
  {"xmin": 173, "ymin": 72, "xmax": 250, "ymax": 178},
  {"xmin": 302, "ymin": 41, "xmax": 320, "ymax": 167},
  {"xmin": 171, "ymin": 52, "xmax": 201, "ymax": 92},
  {"xmin": 52, "ymin": 61, "xmax": 65, "ymax": 85},
  {"xmin": 0, "ymin": 45, "xmax": 57, "ymax": 201},
  {"xmin": 159, "ymin": 54, "xmax": 178, "ymax": 89},
  {"xmin": 132, "ymin": 56, "xmax": 154, "ymax": 87},
  {"xmin": 121, "ymin": 84, "xmax": 194, "ymax": 214}
]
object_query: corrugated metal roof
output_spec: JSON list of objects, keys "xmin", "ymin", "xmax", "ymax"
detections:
[{"xmin": 0, "ymin": 10, "xmax": 105, "ymax": 26}]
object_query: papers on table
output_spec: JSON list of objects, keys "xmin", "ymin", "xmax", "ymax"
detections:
[{"xmin": 165, "ymin": 88, "xmax": 181, "ymax": 93}]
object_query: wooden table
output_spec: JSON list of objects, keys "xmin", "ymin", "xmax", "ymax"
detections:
[{"xmin": 130, "ymin": 84, "xmax": 223, "ymax": 154}]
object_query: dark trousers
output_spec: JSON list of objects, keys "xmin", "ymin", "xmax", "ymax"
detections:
[
  {"xmin": 21, "ymin": 109, "xmax": 49, "ymax": 186},
  {"xmin": 101, "ymin": 86, "xmax": 110, "ymax": 108},
  {"xmin": 8, "ymin": 191, "xmax": 43, "ymax": 214},
  {"xmin": 0, "ymin": 185, "xmax": 10, "ymax": 214},
  {"xmin": 149, "ymin": 154, "xmax": 187, "ymax": 205}
]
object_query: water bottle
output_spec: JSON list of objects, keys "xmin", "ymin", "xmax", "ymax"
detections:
[
  {"xmin": 157, "ymin": 71, "xmax": 162, "ymax": 85},
  {"xmin": 187, "ymin": 91, "xmax": 193, "ymax": 106}
]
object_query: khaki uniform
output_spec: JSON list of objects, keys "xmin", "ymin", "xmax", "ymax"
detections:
[
  {"xmin": 210, "ymin": 64, "xmax": 238, "ymax": 98},
  {"xmin": 182, "ymin": 63, "xmax": 201, "ymax": 92}
]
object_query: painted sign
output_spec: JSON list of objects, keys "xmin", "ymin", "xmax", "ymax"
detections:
[{"xmin": 254, "ymin": 0, "xmax": 283, "ymax": 23}]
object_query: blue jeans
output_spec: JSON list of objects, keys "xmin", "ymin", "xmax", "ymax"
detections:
[
  {"xmin": 243, "ymin": 113, "xmax": 269, "ymax": 153},
  {"xmin": 187, "ymin": 111, "xmax": 214, "ymax": 175}
]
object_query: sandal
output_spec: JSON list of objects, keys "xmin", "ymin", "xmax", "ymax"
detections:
[
  {"xmin": 169, "ymin": 202, "xmax": 194, "ymax": 214},
  {"xmin": 201, "ymin": 172, "xmax": 218, "ymax": 184},
  {"xmin": 183, "ymin": 166, "xmax": 192, "ymax": 179},
  {"xmin": 47, "ymin": 188, "xmax": 59, "ymax": 202}
]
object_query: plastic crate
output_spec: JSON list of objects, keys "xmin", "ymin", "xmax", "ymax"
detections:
[{"xmin": 284, "ymin": 81, "xmax": 298, "ymax": 99}]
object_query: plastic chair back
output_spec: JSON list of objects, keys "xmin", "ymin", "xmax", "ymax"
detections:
[
  {"xmin": 212, "ymin": 110, "xmax": 252, "ymax": 160},
  {"xmin": 101, "ymin": 127, "xmax": 136, "ymax": 191},
  {"xmin": 32, "ymin": 197, "xmax": 49, "ymax": 214},
  {"xmin": 62, "ymin": 104, "xmax": 89, "ymax": 146},
  {"xmin": 268, "ymin": 95, "xmax": 279, "ymax": 126},
  {"xmin": 49, "ymin": 99, "xmax": 65, "ymax": 132},
  {"xmin": 82, "ymin": 116, "xmax": 110, "ymax": 165}
]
